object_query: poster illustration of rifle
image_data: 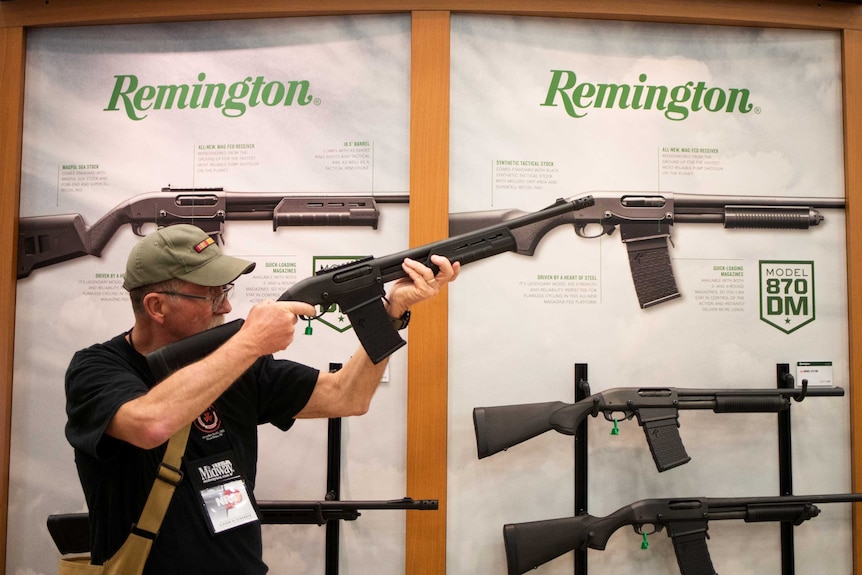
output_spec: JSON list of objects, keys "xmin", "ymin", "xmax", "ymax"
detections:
[
  {"xmin": 446, "ymin": 16, "xmax": 850, "ymax": 575},
  {"xmin": 12, "ymin": 15, "xmax": 412, "ymax": 575}
]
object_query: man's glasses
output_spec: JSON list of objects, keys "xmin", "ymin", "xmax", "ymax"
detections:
[{"xmin": 155, "ymin": 283, "xmax": 235, "ymax": 311}]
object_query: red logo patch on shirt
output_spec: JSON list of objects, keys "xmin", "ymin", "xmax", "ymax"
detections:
[{"xmin": 195, "ymin": 406, "xmax": 221, "ymax": 433}]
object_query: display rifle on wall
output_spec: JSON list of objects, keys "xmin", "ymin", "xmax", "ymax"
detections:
[
  {"xmin": 16, "ymin": 186, "xmax": 410, "ymax": 279},
  {"xmin": 502, "ymin": 492, "xmax": 862, "ymax": 575},
  {"xmin": 48, "ymin": 498, "xmax": 438, "ymax": 555},
  {"xmin": 147, "ymin": 191, "xmax": 842, "ymax": 365},
  {"xmin": 473, "ymin": 376, "xmax": 843, "ymax": 472}
]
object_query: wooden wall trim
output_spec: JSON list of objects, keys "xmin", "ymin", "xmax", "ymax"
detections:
[
  {"xmin": 406, "ymin": 11, "xmax": 450, "ymax": 574},
  {"xmin": 1, "ymin": 0, "xmax": 861, "ymax": 31},
  {"xmin": 844, "ymin": 27, "xmax": 862, "ymax": 575},
  {"xmin": 0, "ymin": 25, "xmax": 25, "ymax": 574}
]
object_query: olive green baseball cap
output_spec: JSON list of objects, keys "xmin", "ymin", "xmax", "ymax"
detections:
[{"xmin": 123, "ymin": 224, "xmax": 256, "ymax": 291}]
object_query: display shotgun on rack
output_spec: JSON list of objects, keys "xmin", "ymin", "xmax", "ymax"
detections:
[
  {"xmin": 502, "ymin": 492, "xmax": 862, "ymax": 575},
  {"xmin": 48, "ymin": 498, "xmax": 438, "ymax": 555},
  {"xmin": 16, "ymin": 186, "xmax": 409, "ymax": 278},
  {"xmin": 148, "ymin": 191, "xmax": 841, "ymax": 365},
  {"xmin": 473, "ymin": 377, "xmax": 843, "ymax": 471}
]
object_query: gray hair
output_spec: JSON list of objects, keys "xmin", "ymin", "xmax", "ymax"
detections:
[{"xmin": 128, "ymin": 278, "xmax": 186, "ymax": 316}]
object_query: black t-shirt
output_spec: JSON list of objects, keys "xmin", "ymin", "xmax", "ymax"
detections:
[{"xmin": 65, "ymin": 331, "xmax": 319, "ymax": 575}]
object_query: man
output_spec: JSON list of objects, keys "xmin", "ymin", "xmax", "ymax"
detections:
[{"xmin": 65, "ymin": 224, "xmax": 459, "ymax": 574}]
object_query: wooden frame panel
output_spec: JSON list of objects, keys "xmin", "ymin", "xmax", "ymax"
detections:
[
  {"xmin": 0, "ymin": 24, "xmax": 24, "ymax": 575},
  {"xmin": 843, "ymin": 27, "xmax": 862, "ymax": 575},
  {"xmin": 407, "ymin": 12, "xmax": 450, "ymax": 574},
  {"xmin": 1, "ymin": 0, "xmax": 860, "ymax": 30},
  {"xmin": 1, "ymin": 2, "xmax": 860, "ymax": 573}
]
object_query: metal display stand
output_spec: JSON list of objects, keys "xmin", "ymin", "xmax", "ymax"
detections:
[
  {"xmin": 261, "ymin": 362, "xmax": 439, "ymax": 575},
  {"xmin": 572, "ymin": 362, "xmax": 801, "ymax": 575},
  {"xmin": 325, "ymin": 416, "xmax": 344, "ymax": 574},
  {"xmin": 573, "ymin": 363, "xmax": 590, "ymax": 575},
  {"xmin": 325, "ymin": 363, "xmax": 345, "ymax": 575},
  {"xmin": 776, "ymin": 363, "xmax": 795, "ymax": 575}
]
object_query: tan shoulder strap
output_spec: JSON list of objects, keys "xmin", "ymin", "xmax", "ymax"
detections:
[
  {"xmin": 94, "ymin": 424, "xmax": 192, "ymax": 574},
  {"xmin": 135, "ymin": 423, "xmax": 191, "ymax": 536}
]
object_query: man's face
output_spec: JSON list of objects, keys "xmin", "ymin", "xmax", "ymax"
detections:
[{"xmin": 155, "ymin": 281, "xmax": 233, "ymax": 340}]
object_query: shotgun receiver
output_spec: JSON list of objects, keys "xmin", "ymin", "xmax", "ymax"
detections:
[
  {"xmin": 473, "ymin": 377, "xmax": 843, "ymax": 471},
  {"xmin": 17, "ymin": 187, "xmax": 409, "ymax": 278},
  {"xmin": 503, "ymin": 492, "xmax": 862, "ymax": 575}
]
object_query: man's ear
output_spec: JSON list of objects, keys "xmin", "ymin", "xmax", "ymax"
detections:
[{"xmin": 142, "ymin": 293, "xmax": 168, "ymax": 325}]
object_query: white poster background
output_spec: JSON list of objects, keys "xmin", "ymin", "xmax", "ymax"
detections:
[
  {"xmin": 11, "ymin": 15, "xmax": 411, "ymax": 575},
  {"xmin": 448, "ymin": 16, "xmax": 849, "ymax": 575}
]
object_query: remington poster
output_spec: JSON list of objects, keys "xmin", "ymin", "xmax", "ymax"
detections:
[
  {"xmin": 446, "ymin": 15, "xmax": 849, "ymax": 575},
  {"xmin": 12, "ymin": 15, "xmax": 411, "ymax": 575}
]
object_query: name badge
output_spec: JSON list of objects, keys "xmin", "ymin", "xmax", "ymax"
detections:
[{"xmin": 187, "ymin": 451, "xmax": 260, "ymax": 534}]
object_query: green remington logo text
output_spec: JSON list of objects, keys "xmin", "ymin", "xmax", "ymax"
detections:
[
  {"xmin": 542, "ymin": 71, "xmax": 755, "ymax": 121},
  {"xmin": 104, "ymin": 72, "xmax": 314, "ymax": 120}
]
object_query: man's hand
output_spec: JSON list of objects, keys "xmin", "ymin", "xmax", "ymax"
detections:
[
  {"xmin": 385, "ymin": 255, "xmax": 460, "ymax": 318},
  {"xmin": 240, "ymin": 300, "xmax": 317, "ymax": 356}
]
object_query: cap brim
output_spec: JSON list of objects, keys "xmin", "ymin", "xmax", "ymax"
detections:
[{"xmin": 177, "ymin": 254, "xmax": 256, "ymax": 287}]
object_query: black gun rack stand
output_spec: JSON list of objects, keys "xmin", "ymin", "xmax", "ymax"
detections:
[
  {"xmin": 325, "ymin": 415, "xmax": 345, "ymax": 574},
  {"xmin": 293, "ymin": 362, "xmax": 435, "ymax": 574},
  {"xmin": 572, "ymin": 362, "xmax": 798, "ymax": 575},
  {"xmin": 322, "ymin": 362, "xmax": 347, "ymax": 574},
  {"xmin": 307, "ymin": 362, "xmax": 427, "ymax": 575}
]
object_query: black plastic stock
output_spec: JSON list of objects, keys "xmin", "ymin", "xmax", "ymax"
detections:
[{"xmin": 146, "ymin": 319, "xmax": 244, "ymax": 381}]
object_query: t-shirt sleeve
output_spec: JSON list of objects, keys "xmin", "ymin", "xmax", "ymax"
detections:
[
  {"xmin": 64, "ymin": 344, "xmax": 150, "ymax": 460},
  {"xmin": 253, "ymin": 356, "xmax": 319, "ymax": 431}
]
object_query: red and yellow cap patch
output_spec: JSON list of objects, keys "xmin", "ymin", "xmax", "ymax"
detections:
[{"xmin": 194, "ymin": 236, "xmax": 215, "ymax": 253}]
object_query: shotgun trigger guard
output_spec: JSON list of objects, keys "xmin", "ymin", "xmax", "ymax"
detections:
[{"xmin": 574, "ymin": 222, "xmax": 616, "ymax": 239}]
